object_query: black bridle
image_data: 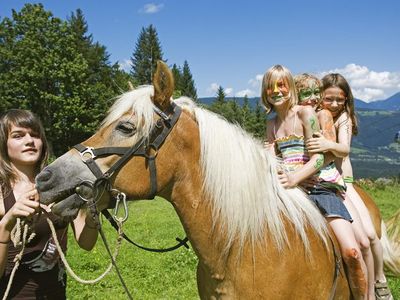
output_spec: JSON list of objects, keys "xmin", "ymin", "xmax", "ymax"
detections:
[{"xmin": 73, "ymin": 102, "xmax": 189, "ymax": 252}]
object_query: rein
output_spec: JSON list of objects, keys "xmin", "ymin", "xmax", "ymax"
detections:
[{"xmin": 73, "ymin": 102, "xmax": 189, "ymax": 252}]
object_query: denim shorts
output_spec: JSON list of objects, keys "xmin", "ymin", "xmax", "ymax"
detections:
[{"xmin": 307, "ymin": 187, "xmax": 353, "ymax": 222}]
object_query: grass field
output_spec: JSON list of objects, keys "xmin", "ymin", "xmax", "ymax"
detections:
[{"xmin": 65, "ymin": 181, "xmax": 400, "ymax": 299}]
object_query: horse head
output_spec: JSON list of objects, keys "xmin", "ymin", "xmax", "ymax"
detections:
[{"xmin": 36, "ymin": 61, "xmax": 196, "ymax": 219}]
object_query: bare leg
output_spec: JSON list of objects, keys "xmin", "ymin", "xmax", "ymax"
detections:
[
  {"xmin": 347, "ymin": 184, "xmax": 386, "ymax": 280},
  {"xmin": 343, "ymin": 194, "xmax": 375, "ymax": 299},
  {"xmin": 328, "ymin": 217, "xmax": 367, "ymax": 300},
  {"xmin": 347, "ymin": 184, "xmax": 393, "ymax": 300}
]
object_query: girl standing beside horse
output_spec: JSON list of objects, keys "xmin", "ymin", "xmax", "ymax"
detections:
[
  {"xmin": 262, "ymin": 65, "xmax": 367, "ymax": 299},
  {"xmin": 0, "ymin": 109, "xmax": 99, "ymax": 299}
]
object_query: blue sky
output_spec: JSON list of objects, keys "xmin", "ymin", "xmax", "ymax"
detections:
[{"xmin": 1, "ymin": 0, "xmax": 400, "ymax": 102}]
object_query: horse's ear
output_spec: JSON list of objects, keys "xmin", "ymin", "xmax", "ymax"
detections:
[{"xmin": 152, "ymin": 60, "xmax": 174, "ymax": 109}]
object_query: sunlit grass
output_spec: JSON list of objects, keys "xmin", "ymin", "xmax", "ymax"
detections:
[{"xmin": 65, "ymin": 182, "xmax": 400, "ymax": 299}]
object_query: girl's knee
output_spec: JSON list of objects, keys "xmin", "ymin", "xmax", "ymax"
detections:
[
  {"xmin": 342, "ymin": 247, "xmax": 362, "ymax": 262},
  {"xmin": 365, "ymin": 229, "xmax": 377, "ymax": 243},
  {"xmin": 358, "ymin": 237, "xmax": 370, "ymax": 253}
]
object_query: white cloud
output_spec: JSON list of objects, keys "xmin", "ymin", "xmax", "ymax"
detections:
[
  {"xmin": 139, "ymin": 3, "xmax": 164, "ymax": 14},
  {"xmin": 248, "ymin": 74, "xmax": 263, "ymax": 88},
  {"xmin": 352, "ymin": 88, "xmax": 385, "ymax": 102},
  {"xmin": 225, "ymin": 88, "xmax": 233, "ymax": 95},
  {"xmin": 206, "ymin": 83, "xmax": 233, "ymax": 95},
  {"xmin": 318, "ymin": 64, "xmax": 400, "ymax": 102},
  {"xmin": 235, "ymin": 89, "xmax": 256, "ymax": 97},
  {"xmin": 207, "ymin": 83, "xmax": 220, "ymax": 94},
  {"xmin": 118, "ymin": 59, "xmax": 132, "ymax": 72}
]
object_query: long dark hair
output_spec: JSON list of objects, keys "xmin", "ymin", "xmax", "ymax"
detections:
[
  {"xmin": 321, "ymin": 73, "xmax": 358, "ymax": 135},
  {"xmin": 0, "ymin": 109, "xmax": 49, "ymax": 194}
]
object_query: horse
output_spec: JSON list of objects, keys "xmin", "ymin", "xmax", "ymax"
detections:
[{"xmin": 36, "ymin": 61, "xmax": 354, "ymax": 299}]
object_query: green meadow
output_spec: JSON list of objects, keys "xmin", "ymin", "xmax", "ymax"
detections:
[{"xmin": 66, "ymin": 180, "xmax": 400, "ymax": 299}]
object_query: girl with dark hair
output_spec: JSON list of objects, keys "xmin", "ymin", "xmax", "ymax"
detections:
[{"xmin": 0, "ymin": 109, "xmax": 98, "ymax": 299}]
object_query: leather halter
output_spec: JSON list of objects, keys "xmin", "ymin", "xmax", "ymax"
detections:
[
  {"xmin": 73, "ymin": 101, "xmax": 189, "ymax": 252},
  {"xmin": 74, "ymin": 102, "xmax": 182, "ymax": 201}
]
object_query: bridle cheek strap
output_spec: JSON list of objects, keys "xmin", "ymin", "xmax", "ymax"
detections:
[{"xmin": 73, "ymin": 102, "xmax": 182, "ymax": 200}]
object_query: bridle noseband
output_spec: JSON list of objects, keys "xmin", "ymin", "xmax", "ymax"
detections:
[
  {"xmin": 71, "ymin": 102, "xmax": 189, "ymax": 254},
  {"xmin": 73, "ymin": 102, "xmax": 182, "ymax": 204}
]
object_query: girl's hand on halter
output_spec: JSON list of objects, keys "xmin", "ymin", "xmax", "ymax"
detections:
[
  {"xmin": 306, "ymin": 132, "xmax": 333, "ymax": 153},
  {"xmin": 1, "ymin": 189, "xmax": 40, "ymax": 231}
]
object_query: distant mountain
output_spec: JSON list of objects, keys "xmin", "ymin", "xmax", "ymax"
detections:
[
  {"xmin": 354, "ymin": 99, "xmax": 373, "ymax": 110},
  {"xmin": 200, "ymin": 92, "xmax": 400, "ymax": 111},
  {"xmin": 367, "ymin": 92, "xmax": 400, "ymax": 110}
]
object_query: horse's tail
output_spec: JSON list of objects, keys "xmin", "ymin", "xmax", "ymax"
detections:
[{"xmin": 381, "ymin": 213, "xmax": 400, "ymax": 277}]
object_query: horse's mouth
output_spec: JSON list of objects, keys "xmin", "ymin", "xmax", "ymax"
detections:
[
  {"xmin": 39, "ymin": 186, "xmax": 86, "ymax": 219},
  {"xmin": 51, "ymin": 194, "xmax": 86, "ymax": 219}
]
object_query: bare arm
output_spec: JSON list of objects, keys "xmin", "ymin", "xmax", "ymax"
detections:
[
  {"xmin": 70, "ymin": 208, "xmax": 99, "ymax": 251},
  {"xmin": 306, "ymin": 111, "xmax": 351, "ymax": 158},
  {"xmin": 334, "ymin": 114, "xmax": 352, "ymax": 157},
  {"xmin": 264, "ymin": 119, "xmax": 277, "ymax": 156}
]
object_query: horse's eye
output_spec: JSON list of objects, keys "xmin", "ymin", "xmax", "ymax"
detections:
[{"xmin": 116, "ymin": 122, "xmax": 136, "ymax": 136}]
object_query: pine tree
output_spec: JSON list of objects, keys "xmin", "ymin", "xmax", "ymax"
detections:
[
  {"xmin": 180, "ymin": 60, "xmax": 197, "ymax": 101},
  {"xmin": 215, "ymin": 86, "xmax": 226, "ymax": 104},
  {"xmin": 0, "ymin": 4, "xmax": 130, "ymax": 155},
  {"xmin": 130, "ymin": 24, "xmax": 163, "ymax": 85},
  {"xmin": 171, "ymin": 63, "xmax": 182, "ymax": 98},
  {"xmin": 253, "ymin": 101, "xmax": 267, "ymax": 139}
]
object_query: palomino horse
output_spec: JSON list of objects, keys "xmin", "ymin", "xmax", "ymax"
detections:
[{"xmin": 36, "ymin": 62, "xmax": 354, "ymax": 299}]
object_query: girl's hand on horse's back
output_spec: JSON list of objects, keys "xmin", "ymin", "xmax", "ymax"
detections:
[{"xmin": 277, "ymin": 170, "xmax": 297, "ymax": 189}]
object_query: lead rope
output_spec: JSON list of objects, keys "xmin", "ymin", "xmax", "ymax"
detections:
[
  {"xmin": 45, "ymin": 217, "xmax": 121, "ymax": 284},
  {"xmin": 2, "ymin": 215, "xmax": 124, "ymax": 300},
  {"xmin": 86, "ymin": 194, "xmax": 134, "ymax": 300},
  {"xmin": 2, "ymin": 218, "xmax": 36, "ymax": 300}
]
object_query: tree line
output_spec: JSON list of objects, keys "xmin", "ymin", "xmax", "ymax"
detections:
[{"xmin": 0, "ymin": 3, "xmax": 265, "ymax": 156}]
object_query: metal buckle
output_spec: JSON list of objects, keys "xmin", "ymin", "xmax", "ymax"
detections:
[{"xmin": 80, "ymin": 147, "xmax": 96, "ymax": 160}]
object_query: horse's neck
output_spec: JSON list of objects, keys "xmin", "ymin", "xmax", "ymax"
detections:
[{"xmin": 167, "ymin": 180, "xmax": 228, "ymax": 272}]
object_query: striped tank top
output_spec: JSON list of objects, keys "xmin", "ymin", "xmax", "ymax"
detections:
[{"xmin": 273, "ymin": 113, "xmax": 346, "ymax": 193}]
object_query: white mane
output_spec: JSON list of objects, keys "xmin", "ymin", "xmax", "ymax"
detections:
[{"xmin": 105, "ymin": 87, "xmax": 328, "ymax": 253}]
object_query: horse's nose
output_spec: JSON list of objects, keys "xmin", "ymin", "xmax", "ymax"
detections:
[{"xmin": 36, "ymin": 169, "xmax": 53, "ymax": 186}]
